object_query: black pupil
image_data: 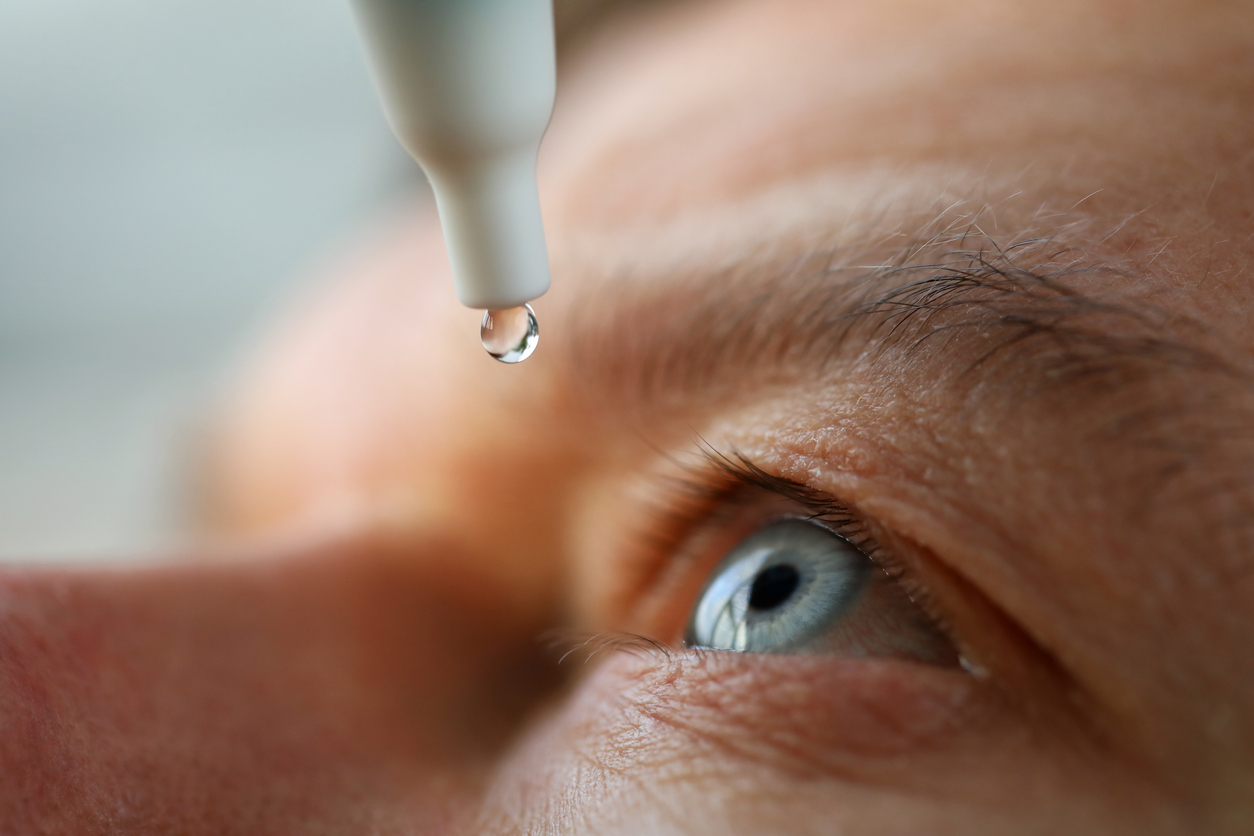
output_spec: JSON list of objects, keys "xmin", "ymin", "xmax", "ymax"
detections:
[{"xmin": 748, "ymin": 564, "xmax": 800, "ymax": 611}]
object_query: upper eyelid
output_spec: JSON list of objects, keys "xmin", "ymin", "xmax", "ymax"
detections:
[{"xmin": 667, "ymin": 445, "xmax": 871, "ymax": 553}]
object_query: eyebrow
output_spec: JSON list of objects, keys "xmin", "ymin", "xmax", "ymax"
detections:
[{"xmin": 564, "ymin": 225, "xmax": 1252, "ymax": 495}]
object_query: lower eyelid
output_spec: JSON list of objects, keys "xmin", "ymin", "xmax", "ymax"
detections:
[{"xmin": 573, "ymin": 648, "xmax": 981, "ymax": 772}]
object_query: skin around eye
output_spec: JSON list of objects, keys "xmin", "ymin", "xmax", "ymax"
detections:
[{"xmin": 685, "ymin": 518, "xmax": 959, "ymax": 665}]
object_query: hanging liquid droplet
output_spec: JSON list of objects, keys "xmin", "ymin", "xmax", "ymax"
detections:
[{"xmin": 480, "ymin": 304, "xmax": 539, "ymax": 363}]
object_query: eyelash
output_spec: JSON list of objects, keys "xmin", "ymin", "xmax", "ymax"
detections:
[{"xmin": 639, "ymin": 444, "xmax": 956, "ymax": 648}]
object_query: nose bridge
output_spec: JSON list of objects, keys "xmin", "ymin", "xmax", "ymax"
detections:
[
  {"xmin": 201, "ymin": 206, "xmax": 584, "ymax": 625},
  {"xmin": 0, "ymin": 533, "xmax": 560, "ymax": 831}
]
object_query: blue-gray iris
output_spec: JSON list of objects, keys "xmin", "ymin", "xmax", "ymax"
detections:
[{"xmin": 685, "ymin": 518, "xmax": 870, "ymax": 652}]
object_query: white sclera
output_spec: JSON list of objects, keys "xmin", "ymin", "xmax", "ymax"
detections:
[{"xmin": 481, "ymin": 304, "xmax": 540, "ymax": 364}]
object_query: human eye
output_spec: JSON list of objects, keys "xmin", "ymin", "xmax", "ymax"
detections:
[
  {"xmin": 630, "ymin": 451, "xmax": 961, "ymax": 668},
  {"xmin": 685, "ymin": 516, "xmax": 957, "ymax": 665}
]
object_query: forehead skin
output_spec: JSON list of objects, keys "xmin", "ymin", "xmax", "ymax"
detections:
[{"xmin": 201, "ymin": 0, "xmax": 1254, "ymax": 832}]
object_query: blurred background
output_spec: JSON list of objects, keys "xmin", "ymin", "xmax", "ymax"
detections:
[{"xmin": 0, "ymin": 0, "xmax": 409, "ymax": 560}]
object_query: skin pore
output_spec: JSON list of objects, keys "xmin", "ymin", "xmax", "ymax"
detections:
[{"xmin": 4, "ymin": 0, "xmax": 1254, "ymax": 832}]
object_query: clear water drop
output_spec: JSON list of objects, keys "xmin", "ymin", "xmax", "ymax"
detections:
[{"xmin": 480, "ymin": 304, "xmax": 539, "ymax": 363}]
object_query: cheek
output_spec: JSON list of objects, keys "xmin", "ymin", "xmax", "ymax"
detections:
[
  {"xmin": 474, "ymin": 652, "xmax": 990, "ymax": 834},
  {"xmin": 473, "ymin": 652, "xmax": 1179, "ymax": 834}
]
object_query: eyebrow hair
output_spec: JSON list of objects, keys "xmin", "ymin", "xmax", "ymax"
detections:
[
  {"xmin": 565, "ymin": 225, "xmax": 1254, "ymax": 506},
  {"xmin": 841, "ymin": 236, "xmax": 1237, "ymax": 393},
  {"xmin": 574, "ymin": 228, "xmax": 1238, "ymax": 396}
]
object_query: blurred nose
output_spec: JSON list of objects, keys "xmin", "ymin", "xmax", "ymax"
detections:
[{"xmin": 0, "ymin": 530, "xmax": 560, "ymax": 833}]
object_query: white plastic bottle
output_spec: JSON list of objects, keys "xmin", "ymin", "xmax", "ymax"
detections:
[{"xmin": 350, "ymin": 0, "xmax": 556, "ymax": 311}]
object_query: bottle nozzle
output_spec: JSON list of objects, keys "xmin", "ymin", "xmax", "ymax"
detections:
[{"xmin": 350, "ymin": 0, "xmax": 556, "ymax": 311}]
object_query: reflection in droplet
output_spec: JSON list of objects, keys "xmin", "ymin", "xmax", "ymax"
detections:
[{"xmin": 480, "ymin": 304, "xmax": 539, "ymax": 363}]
